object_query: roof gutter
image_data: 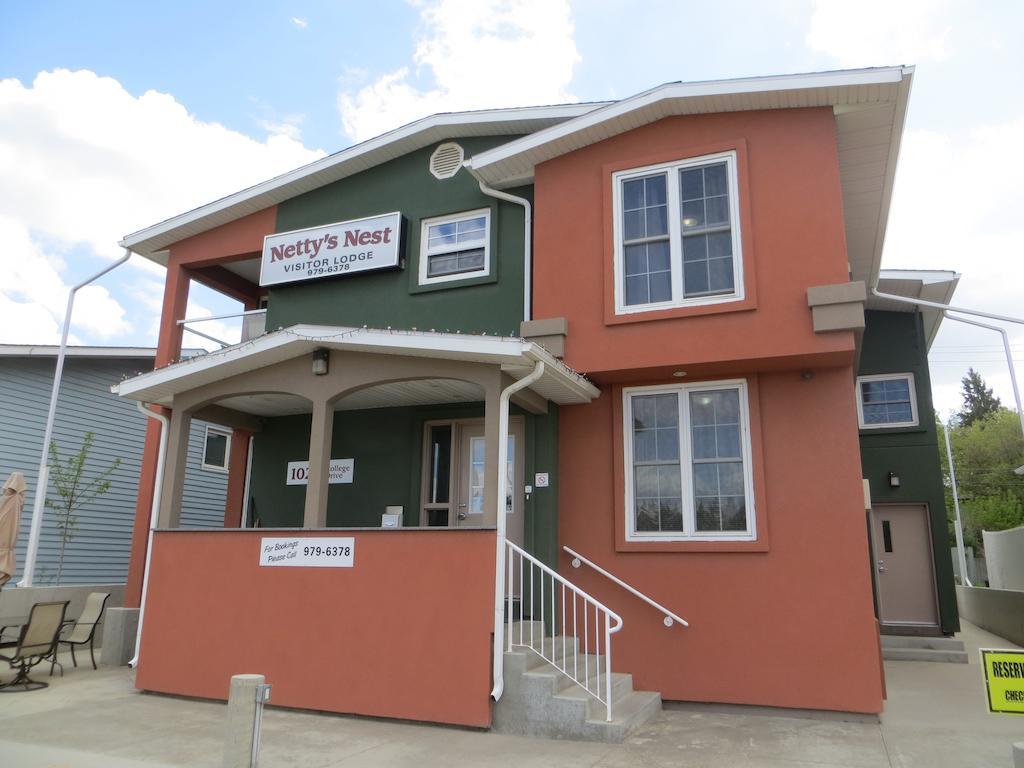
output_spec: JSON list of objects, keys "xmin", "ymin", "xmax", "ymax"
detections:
[
  {"xmin": 467, "ymin": 167, "xmax": 532, "ymax": 324},
  {"xmin": 869, "ymin": 280, "xmax": 1024, "ymax": 464}
]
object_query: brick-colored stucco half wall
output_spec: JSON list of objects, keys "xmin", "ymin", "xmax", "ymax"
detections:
[{"xmin": 136, "ymin": 529, "xmax": 496, "ymax": 726}]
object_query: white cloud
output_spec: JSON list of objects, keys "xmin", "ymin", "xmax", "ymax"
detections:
[
  {"xmin": 884, "ymin": 118, "xmax": 1024, "ymax": 415},
  {"xmin": 806, "ymin": 0, "xmax": 953, "ymax": 67},
  {"xmin": 337, "ymin": 0, "xmax": 580, "ymax": 142},
  {"xmin": 0, "ymin": 69, "xmax": 325, "ymax": 346},
  {"xmin": 291, "ymin": 17, "xmax": 308, "ymax": 29},
  {"xmin": 257, "ymin": 113, "xmax": 306, "ymax": 140},
  {"xmin": 0, "ymin": 215, "xmax": 128, "ymax": 343}
]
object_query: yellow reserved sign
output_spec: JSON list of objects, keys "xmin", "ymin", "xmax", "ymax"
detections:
[{"xmin": 981, "ymin": 649, "xmax": 1024, "ymax": 715}]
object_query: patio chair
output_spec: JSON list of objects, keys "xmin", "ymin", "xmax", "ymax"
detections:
[
  {"xmin": 0, "ymin": 600, "xmax": 69, "ymax": 692},
  {"xmin": 55, "ymin": 591, "xmax": 110, "ymax": 671}
]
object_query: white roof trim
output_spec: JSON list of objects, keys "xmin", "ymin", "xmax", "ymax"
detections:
[
  {"xmin": 120, "ymin": 103, "xmax": 609, "ymax": 262},
  {"xmin": 0, "ymin": 345, "xmax": 205, "ymax": 359},
  {"xmin": 114, "ymin": 326, "xmax": 599, "ymax": 406},
  {"xmin": 466, "ymin": 67, "xmax": 910, "ymax": 177}
]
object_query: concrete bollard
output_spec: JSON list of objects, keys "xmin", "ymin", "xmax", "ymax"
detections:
[
  {"xmin": 1014, "ymin": 742, "xmax": 1024, "ymax": 768},
  {"xmin": 223, "ymin": 674, "xmax": 268, "ymax": 768}
]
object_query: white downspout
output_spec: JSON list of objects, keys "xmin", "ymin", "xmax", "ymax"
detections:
[
  {"xmin": 130, "ymin": 401, "xmax": 170, "ymax": 668},
  {"xmin": 18, "ymin": 248, "xmax": 132, "ymax": 586},
  {"xmin": 491, "ymin": 360, "xmax": 545, "ymax": 702},
  {"xmin": 942, "ymin": 421, "xmax": 972, "ymax": 587},
  {"xmin": 468, "ymin": 170, "xmax": 533, "ymax": 323}
]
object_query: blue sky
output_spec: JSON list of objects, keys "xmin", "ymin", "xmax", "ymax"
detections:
[{"xmin": 2, "ymin": 0, "xmax": 1023, "ymax": 414}]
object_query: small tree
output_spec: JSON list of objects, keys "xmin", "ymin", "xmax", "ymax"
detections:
[
  {"xmin": 45, "ymin": 432, "xmax": 121, "ymax": 584},
  {"xmin": 958, "ymin": 368, "xmax": 1002, "ymax": 427}
]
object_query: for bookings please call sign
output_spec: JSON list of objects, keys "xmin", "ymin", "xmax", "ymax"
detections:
[{"xmin": 981, "ymin": 649, "xmax": 1024, "ymax": 714}]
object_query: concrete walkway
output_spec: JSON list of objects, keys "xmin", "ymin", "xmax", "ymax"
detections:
[{"xmin": 0, "ymin": 621, "xmax": 1020, "ymax": 768}]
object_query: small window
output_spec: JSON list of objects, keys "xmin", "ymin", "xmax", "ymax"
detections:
[
  {"xmin": 614, "ymin": 151, "xmax": 744, "ymax": 315},
  {"xmin": 856, "ymin": 373, "xmax": 918, "ymax": 429},
  {"xmin": 202, "ymin": 427, "xmax": 231, "ymax": 472},
  {"xmin": 624, "ymin": 380, "xmax": 756, "ymax": 542},
  {"xmin": 419, "ymin": 209, "xmax": 491, "ymax": 285}
]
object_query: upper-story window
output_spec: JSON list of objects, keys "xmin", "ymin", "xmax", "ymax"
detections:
[
  {"xmin": 624, "ymin": 380, "xmax": 756, "ymax": 541},
  {"xmin": 613, "ymin": 151, "xmax": 743, "ymax": 314},
  {"xmin": 856, "ymin": 373, "xmax": 918, "ymax": 429},
  {"xmin": 419, "ymin": 208, "xmax": 491, "ymax": 285}
]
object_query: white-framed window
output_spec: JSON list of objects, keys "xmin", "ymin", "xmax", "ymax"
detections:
[
  {"xmin": 201, "ymin": 426, "xmax": 231, "ymax": 472},
  {"xmin": 418, "ymin": 208, "xmax": 491, "ymax": 285},
  {"xmin": 612, "ymin": 151, "xmax": 744, "ymax": 314},
  {"xmin": 856, "ymin": 373, "xmax": 918, "ymax": 429},
  {"xmin": 623, "ymin": 380, "xmax": 756, "ymax": 541}
]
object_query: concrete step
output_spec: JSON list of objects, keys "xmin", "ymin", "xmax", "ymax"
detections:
[
  {"xmin": 554, "ymin": 672, "xmax": 635, "ymax": 719},
  {"xmin": 582, "ymin": 691, "xmax": 662, "ymax": 743},
  {"xmin": 880, "ymin": 634, "xmax": 965, "ymax": 652},
  {"xmin": 495, "ymin": 647, "xmax": 662, "ymax": 742},
  {"xmin": 883, "ymin": 647, "xmax": 968, "ymax": 664}
]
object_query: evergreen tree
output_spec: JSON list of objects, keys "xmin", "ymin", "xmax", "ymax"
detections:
[{"xmin": 958, "ymin": 368, "xmax": 1002, "ymax": 427}]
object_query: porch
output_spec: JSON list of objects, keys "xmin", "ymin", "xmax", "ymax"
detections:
[{"xmin": 113, "ymin": 326, "xmax": 599, "ymax": 726}]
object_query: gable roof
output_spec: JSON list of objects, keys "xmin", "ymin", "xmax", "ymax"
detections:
[
  {"xmin": 119, "ymin": 67, "xmax": 915, "ymax": 290},
  {"xmin": 119, "ymin": 102, "xmax": 609, "ymax": 263},
  {"xmin": 465, "ymin": 66, "xmax": 915, "ymax": 287}
]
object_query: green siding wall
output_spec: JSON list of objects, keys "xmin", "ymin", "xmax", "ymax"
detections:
[
  {"xmin": 267, "ymin": 136, "xmax": 530, "ymax": 336},
  {"xmin": 246, "ymin": 404, "xmax": 559, "ymax": 566},
  {"xmin": 858, "ymin": 310, "xmax": 959, "ymax": 634}
]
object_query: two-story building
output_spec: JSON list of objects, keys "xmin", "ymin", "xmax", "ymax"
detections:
[{"xmin": 111, "ymin": 66, "xmax": 929, "ymax": 739}]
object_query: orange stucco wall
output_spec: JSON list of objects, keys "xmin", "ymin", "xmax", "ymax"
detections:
[
  {"xmin": 535, "ymin": 108, "xmax": 883, "ymax": 713},
  {"xmin": 533, "ymin": 107, "xmax": 855, "ymax": 376},
  {"xmin": 136, "ymin": 529, "xmax": 496, "ymax": 727},
  {"xmin": 559, "ymin": 368, "xmax": 884, "ymax": 713}
]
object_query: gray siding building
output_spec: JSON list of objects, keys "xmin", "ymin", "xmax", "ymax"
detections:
[{"xmin": 0, "ymin": 346, "xmax": 228, "ymax": 585}]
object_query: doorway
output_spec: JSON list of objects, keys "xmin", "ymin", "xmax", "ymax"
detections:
[
  {"xmin": 420, "ymin": 417, "xmax": 525, "ymax": 547},
  {"xmin": 869, "ymin": 504, "xmax": 940, "ymax": 632}
]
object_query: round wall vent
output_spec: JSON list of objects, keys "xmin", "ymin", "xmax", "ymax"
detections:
[{"xmin": 429, "ymin": 142, "xmax": 464, "ymax": 180}]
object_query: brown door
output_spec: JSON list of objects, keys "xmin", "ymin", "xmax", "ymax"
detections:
[{"xmin": 870, "ymin": 504, "xmax": 939, "ymax": 629}]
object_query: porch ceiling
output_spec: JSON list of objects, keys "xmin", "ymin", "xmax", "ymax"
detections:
[{"xmin": 113, "ymin": 325, "xmax": 599, "ymax": 408}]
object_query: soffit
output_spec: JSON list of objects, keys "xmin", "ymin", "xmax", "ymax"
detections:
[{"xmin": 868, "ymin": 269, "xmax": 960, "ymax": 348}]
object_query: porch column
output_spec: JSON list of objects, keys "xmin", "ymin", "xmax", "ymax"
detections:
[
  {"xmin": 483, "ymin": 376, "xmax": 502, "ymax": 528},
  {"xmin": 125, "ymin": 263, "xmax": 190, "ymax": 607},
  {"xmin": 223, "ymin": 429, "xmax": 253, "ymax": 527},
  {"xmin": 303, "ymin": 398, "xmax": 334, "ymax": 528},
  {"xmin": 157, "ymin": 407, "xmax": 192, "ymax": 529}
]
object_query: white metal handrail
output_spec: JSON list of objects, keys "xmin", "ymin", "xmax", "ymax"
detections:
[
  {"xmin": 563, "ymin": 546, "xmax": 689, "ymax": 628},
  {"xmin": 505, "ymin": 540, "xmax": 623, "ymax": 722}
]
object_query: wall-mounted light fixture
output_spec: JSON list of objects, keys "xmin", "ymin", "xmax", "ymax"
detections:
[
  {"xmin": 888, "ymin": 471, "xmax": 900, "ymax": 488},
  {"xmin": 312, "ymin": 348, "xmax": 330, "ymax": 376}
]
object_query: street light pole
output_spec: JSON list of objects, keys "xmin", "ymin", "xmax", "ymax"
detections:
[{"xmin": 17, "ymin": 249, "xmax": 132, "ymax": 587}]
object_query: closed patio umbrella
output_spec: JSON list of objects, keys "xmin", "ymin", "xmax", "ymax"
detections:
[{"xmin": 0, "ymin": 472, "xmax": 27, "ymax": 589}]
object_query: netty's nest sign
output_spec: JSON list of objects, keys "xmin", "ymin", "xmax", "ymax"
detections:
[{"xmin": 260, "ymin": 212, "xmax": 402, "ymax": 286}]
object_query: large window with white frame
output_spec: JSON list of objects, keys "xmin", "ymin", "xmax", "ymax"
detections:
[
  {"xmin": 613, "ymin": 151, "xmax": 743, "ymax": 314},
  {"xmin": 856, "ymin": 373, "xmax": 918, "ymax": 429},
  {"xmin": 624, "ymin": 380, "xmax": 756, "ymax": 541},
  {"xmin": 418, "ymin": 208, "xmax": 491, "ymax": 285}
]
